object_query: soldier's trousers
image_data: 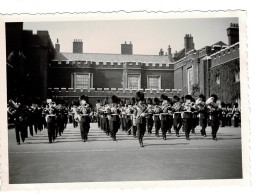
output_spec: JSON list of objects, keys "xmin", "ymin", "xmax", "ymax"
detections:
[
  {"xmin": 137, "ymin": 123, "xmax": 146, "ymax": 143},
  {"xmin": 211, "ymin": 117, "xmax": 220, "ymax": 139},
  {"xmin": 79, "ymin": 121, "xmax": 90, "ymax": 141},
  {"xmin": 161, "ymin": 120, "xmax": 168, "ymax": 138},
  {"xmin": 97, "ymin": 116, "xmax": 101, "ymax": 128},
  {"xmin": 226, "ymin": 116, "xmax": 232, "ymax": 126},
  {"xmin": 146, "ymin": 117, "xmax": 153, "ymax": 134},
  {"xmin": 199, "ymin": 117, "xmax": 207, "ymax": 136},
  {"xmin": 221, "ymin": 117, "xmax": 226, "ymax": 127},
  {"xmin": 15, "ymin": 123, "xmax": 27, "ymax": 144},
  {"xmin": 102, "ymin": 117, "xmax": 109, "ymax": 135},
  {"xmin": 182, "ymin": 118, "xmax": 192, "ymax": 139},
  {"xmin": 133, "ymin": 126, "xmax": 137, "ymax": 137},
  {"xmin": 168, "ymin": 116, "xmax": 173, "ymax": 133},
  {"xmin": 234, "ymin": 116, "xmax": 240, "ymax": 127},
  {"xmin": 126, "ymin": 117, "xmax": 132, "ymax": 134},
  {"xmin": 154, "ymin": 115, "xmax": 161, "ymax": 136},
  {"xmin": 173, "ymin": 115, "xmax": 182, "ymax": 135},
  {"xmin": 47, "ymin": 122, "xmax": 56, "ymax": 143},
  {"xmin": 109, "ymin": 121, "xmax": 119, "ymax": 139}
]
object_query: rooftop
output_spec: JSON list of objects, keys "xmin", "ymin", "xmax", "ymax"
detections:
[{"xmin": 53, "ymin": 52, "xmax": 172, "ymax": 64}]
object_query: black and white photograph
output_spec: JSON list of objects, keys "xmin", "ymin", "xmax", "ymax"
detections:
[{"xmin": 0, "ymin": 10, "xmax": 249, "ymax": 190}]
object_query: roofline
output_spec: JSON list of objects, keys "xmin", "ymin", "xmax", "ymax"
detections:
[{"xmin": 57, "ymin": 52, "xmax": 171, "ymax": 57}]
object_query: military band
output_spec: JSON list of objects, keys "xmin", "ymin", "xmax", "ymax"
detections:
[{"xmin": 8, "ymin": 92, "xmax": 241, "ymax": 146}]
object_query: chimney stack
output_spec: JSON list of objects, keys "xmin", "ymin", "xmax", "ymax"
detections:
[
  {"xmin": 227, "ymin": 23, "xmax": 239, "ymax": 45},
  {"xmin": 121, "ymin": 41, "xmax": 133, "ymax": 55},
  {"xmin": 73, "ymin": 39, "xmax": 83, "ymax": 53},
  {"xmin": 55, "ymin": 38, "xmax": 60, "ymax": 53},
  {"xmin": 184, "ymin": 34, "xmax": 195, "ymax": 53},
  {"xmin": 159, "ymin": 48, "xmax": 164, "ymax": 56}
]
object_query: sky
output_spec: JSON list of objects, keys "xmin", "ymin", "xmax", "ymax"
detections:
[{"xmin": 23, "ymin": 18, "xmax": 238, "ymax": 55}]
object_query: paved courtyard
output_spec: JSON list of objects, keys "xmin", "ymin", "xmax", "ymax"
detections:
[{"xmin": 8, "ymin": 123, "xmax": 242, "ymax": 184}]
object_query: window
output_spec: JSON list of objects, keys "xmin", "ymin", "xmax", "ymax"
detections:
[
  {"xmin": 74, "ymin": 73, "xmax": 93, "ymax": 89},
  {"xmin": 148, "ymin": 76, "xmax": 161, "ymax": 89},
  {"xmin": 127, "ymin": 74, "xmax": 140, "ymax": 89},
  {"xmin": 113, "ymin": 62, "xmax": 118, "ymax": 65},
  {"xmin": 187, "ymin": 67, "xmax": 193, "ymax": 94},
  {"xmin": 106, "ymin": 62, "xmax": 111, "ymax": 65},
  {"xmin": 216, "ymin": 74, "xmax": 220, "ymax": 85},
  {"xmin": 234, "ymin": 69, "xmax": 240, "ymax": 82}
]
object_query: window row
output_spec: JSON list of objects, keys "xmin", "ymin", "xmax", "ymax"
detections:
[{"xmin": 72, "ymin": 73, "xmax": 162, "ymax": 89}]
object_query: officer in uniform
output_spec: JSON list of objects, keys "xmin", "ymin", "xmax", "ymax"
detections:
[
  {"xmin": 134, "ymin": 91, "xmax": 147, "ymax": 147},
  {"xmin": 206, "ymin": 94, "xmax": 221, "ymax": 141},
  {"xmin": 145, "ymin": 98, "xmax": 154, "ymax": 134},
  {"xmin": 75, "ymin": 95, "xmax": 92, "ymax": 142},
  {"xmin": 153, "ymin": 97, "xmax": 162, "ymax": 138}
]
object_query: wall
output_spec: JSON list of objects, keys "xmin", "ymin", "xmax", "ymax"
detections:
[
  {"xmin": 48, "ymin": 61, "xmax": 174, "ymax": 91},
  {"xmin": 209, "ymin": 43, "xmax": 240, "ymax": 103}
]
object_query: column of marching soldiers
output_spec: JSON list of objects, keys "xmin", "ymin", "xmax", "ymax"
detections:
[{"xmin": 8, "ymin": 91, "xmax": 241, "ymax": 147}]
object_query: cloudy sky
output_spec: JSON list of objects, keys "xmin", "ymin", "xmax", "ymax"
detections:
[{"xmin": 24, "ymin": 17, "xmax": 238, "ymax": 55}]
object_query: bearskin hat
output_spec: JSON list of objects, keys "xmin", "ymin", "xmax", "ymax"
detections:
[
  {"xmin": 131, "ymin": 97, "xmax": 136, "ymax": 105},
  {"xmin": 135, "ymin": 91, "xmax": 145, "ymax": 102},
  {"xmin": 146, "ymin": 98, "xmax": 152, "ymax": 104},
  {"xmin": 210, "ymin": 94, "xmax": 218, "ymax": 102},
  {"xmin": 153, "ymin": 97, "xmax": 160, "ymax": 105},
  {"xmin": 80, "ymin": 95, "xmax": 89, "ymax": 103},
  {"xmin": 173, "ymin": 95, "xmax": 180, "ymax": 102},
  {"xmin": 111, "ymin": 95, "xmax": 119, "ymax": 104},
  {"xmin": 199, "ymin": 94, "xmax": 206, "ymax": 102},
  {"xmin": 234, "ymin": 102, "xmax": 239, "ymax": 108},
  {"xmin": 221, "ymin": 102, "xmax": 226, "ymax": 107},
  {"xmin": 125, "ymin": 98, "xmax": 131, "ymax": 105},
  {"xmin": 185, "ymin": 95, "xmax": 193, "ymax": 101},
  {"xmin": 160, "ymin": 94, "xmax": 168, "ymax": 101}
]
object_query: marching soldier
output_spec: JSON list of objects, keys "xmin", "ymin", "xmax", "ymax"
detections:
[
  {"xmin": 160, "ymin": 94, "xmax": 170, "ymax": 140},
  {"xmin": 145, "ymin": 98, "xmax": 154, "ymax": 134},
  {"xmin": 226, "ymin": 104, "xmax": 233, "ymax": 126},
  {"xmin": 232, "ymin": 103, "xmax": 241, "ymax": 127},
  {"xmin": 172, "ymin": 96, "xmax": 183, "ymax": 137},
  {"xmin": 96, "ymin": 99, "xmax": 101, "ymax": 128},
  {"xmin": 134, "ymin": 91, "xmax": 147, "ymax": 147},
  {"xmin": 108, "ymin": 95, "xmax": 121, "ymax": 141},
  {"xmin": 220, "ymin": 102, "xmax": 227, "ymax": 127},
  {"xmin": 206, "ymin": 94, "xmax": 221, "ymax": 141},
  {"xmin": 182, "ymin": 95, "xmax": 194, "ymax": 140},
  {"xmin": 71, "ymin": 101, "xmax": 79, "ymax": 128},
  {"xmin": 45, "ymin": 104, "xmax": 57, "ymax": 143},
  {"xmin": 125, "ymin": 98, "xmax": 133, "ymax": 135},
  {"xmin": 131, "ymin": 97, "xmax": 138, "ymax": 138},
  {"xmin": 167, "ymin": 97, "xmax": 174, "ymax": 134},
  {"xmin": 153, "ymin": 97, "xmax": 162, "ymax": 138},
  {"xmin": 191, "ymin": 97, "xmax": 198, "ymax": 134},
  {"xmin": 8, "ymin": 95, "xmax": 28, "ymax": 144},
  {"xmin": 195, "ymin": 94, "xmax": 208, "ymax": 137},
  {"xmin": 75, "ymin": 95, "xmax": 92, "ymax": 142}
]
